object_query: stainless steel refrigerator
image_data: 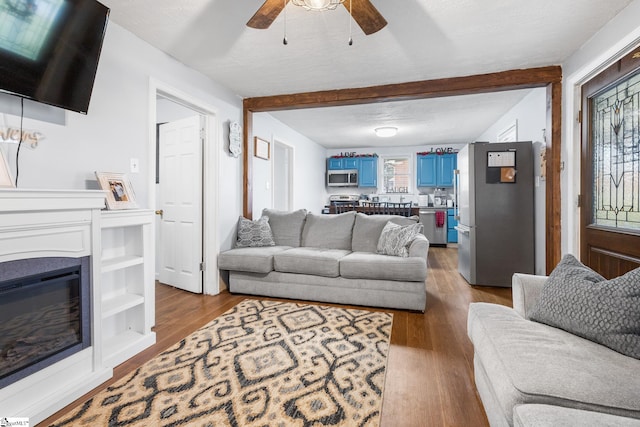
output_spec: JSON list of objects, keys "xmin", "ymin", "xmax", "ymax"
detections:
[{"xmin": 454, "ymin": 142, "xmax": 535, "ymax": 287}]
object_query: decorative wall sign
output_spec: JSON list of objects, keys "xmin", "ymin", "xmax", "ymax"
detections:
[
  {"xmin": 229, "ymin": 121, "xmax": 242, "ymax": 158},
  {"xmin": 0, "ymin": 127, "xmax": 45, "ymax": 148},
  {"xmin": 416, "ymin": 147, "xmax": 458, "ymax": 155}
]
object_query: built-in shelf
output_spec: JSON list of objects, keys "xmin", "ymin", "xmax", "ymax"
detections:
[
  {"xmin": 99, "ymin": 209, "xmax": 155, "ymax": 368},
  {"xmin": 102, "ymin": 293, "xmax": 145, "ymax": 318},
  {"xmin": 103, "ymin": 330, "xmax": 156, "ymax": 368},
  {"xmin": 101, "ymin": 255, "xmax": 144, "ymax": 273}
]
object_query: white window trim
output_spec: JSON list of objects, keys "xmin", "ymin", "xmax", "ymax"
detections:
[{"xmin": 380, "ymin": 154, "xmax": 413, "ymax": 195}]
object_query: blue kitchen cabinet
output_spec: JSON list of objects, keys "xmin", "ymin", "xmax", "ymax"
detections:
[
  {"xmin": 327, "ymin": 158, "xmax": 344, "ymax": 170},
  {"xmin": 343, "ymin": 158, "xmax": 359, "ymax": 169},
  {"xmin": 447, "ymin": 208, "xmax": 458, "ymax": 243},
  {"xmin": 417, "ymin": 153, "xmax": 457, "ymax": 187},
  {"xmin": 416, "ymin": 155, "xmax": 437, "ymax": 187},
  {"xmin": 358, "ymin": 157, "xmax": 377, "ymax": 187},
  {"xmin": 438, "ymin": 154, "xmax": 457, "ymax": 187},
  {"xmin": 327, "ymin": 157, "xmax": 359, "ymax": 170}
]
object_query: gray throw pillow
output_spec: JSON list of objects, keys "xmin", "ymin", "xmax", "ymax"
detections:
[
  {"xmin": 235, "ymin": 216, "xmax": 276, "ymax": 248},
  {"xmin": 262, "ymin": 208, "xmax": 307, "ymax": 247},
  {"xmin": 529, "ymin": 254, "xmax": 640, "ymax": 360},
  {"xmin": 376, "ymin": 221, "xmax": 422, "ymax": 257}
]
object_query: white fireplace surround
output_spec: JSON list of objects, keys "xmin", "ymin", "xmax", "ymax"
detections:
[{"xmin": 0, "ymin": 189, "xmax": 155, "ymax": 424}]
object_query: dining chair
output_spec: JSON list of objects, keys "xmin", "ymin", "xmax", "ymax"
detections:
[
  {"xmin": 333, "ymin": 201, "xmax": 357, "ymax": 213},
  {"xmin": 360, "ymin": 201, "xmax": 387, "ymax": 215},
  {"xmin": 386, "ymin": 202, "xmax": 413, "ymax": 217}
]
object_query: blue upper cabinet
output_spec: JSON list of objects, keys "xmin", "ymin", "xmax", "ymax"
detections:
[
  {"xmin": 358, "ymin": 157, "xmax": 377, "ymax": 187},
  {"xmin": 327, "ymin": 158, "xmax": 344, "ymax": 170},
  {"xmin": 327, "ymin": 157, "xmax": 359, "ymax": 170},
  {"xmin": 417, "ymin": 153, "xmax": 457, "ymax": 187},
  {"xmin": 417, "ymin": 154, "xmax": 437, "ymax": 187},
  {"xmin": 343, "ymin": 158, "xmax": 359, "ymax": 169},
  {"xmin": 438, "ymin": 154, "xmax": 457, "ymax": 187}
]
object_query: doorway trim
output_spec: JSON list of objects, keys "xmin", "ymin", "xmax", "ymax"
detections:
[
  {"xmin": 243, "ymin": 66, "xmax": 563, "ymax": 273},
  {"xmin": 148, "ymin": 78, "xmax": 221, "ymax": 295}
]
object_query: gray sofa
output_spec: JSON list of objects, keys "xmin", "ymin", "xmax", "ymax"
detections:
[
  {"xmin": 468, "ymin": 273, "xmax": 640, "ymax": 426},
  {"xmin": 218, "ymin": 209, "xmax": 429, "ymax": 312}
]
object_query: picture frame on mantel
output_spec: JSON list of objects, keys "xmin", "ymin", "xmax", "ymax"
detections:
[
  {"xmin": 95, "ymin": 171, "xmax": 138, "ymax": 210},
  {"xmin": 254, "ymin": 137, "xmax": 270, "ymax": 160},
  {"xmin": 0, "ymin": 149, "xmax": 14, "ymax": 188}
]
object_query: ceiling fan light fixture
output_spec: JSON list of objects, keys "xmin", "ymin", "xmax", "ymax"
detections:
[
  {"xmin": 375, "ymin": 127, "xmax": 398, "ymax": 138},
  {"xmin": 291, "ymin": 0, "xmax": 344, "ymax": 11}
]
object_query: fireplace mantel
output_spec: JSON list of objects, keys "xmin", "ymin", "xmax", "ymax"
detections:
[{"xmin": 0, "ymin": 189, "xmax": 155, "ymax": 424}]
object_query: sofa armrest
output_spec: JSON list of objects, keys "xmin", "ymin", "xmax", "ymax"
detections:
[
  {"xmin": 409, "ymin": 234, "xmax": 429, "ymax": 259},
  {"xmin": 512, "ymin": 273, "xmax": 548, "ymax": 318}
]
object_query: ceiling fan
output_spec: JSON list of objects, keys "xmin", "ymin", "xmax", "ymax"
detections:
[{"xmin": 247, "ymin": 0, "xmax": 388, "ymax": 36}]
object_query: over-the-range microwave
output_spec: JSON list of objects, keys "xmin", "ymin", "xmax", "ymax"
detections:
[{"xmin": 327, "ymin": 169, "xmax": 358, "ymax": 187}]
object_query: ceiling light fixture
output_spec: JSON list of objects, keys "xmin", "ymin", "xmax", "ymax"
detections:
[
  {"xmin": 291, "ymin": 0, "xmax": 344, "ymax": 11},
  {"xmin": 375, "ymin": 127, "xmax": 398, "ymax": 138}
]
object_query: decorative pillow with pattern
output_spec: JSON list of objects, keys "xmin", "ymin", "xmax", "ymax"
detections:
[
  {"xmin": 529, "ymin": 254, "xmax": 640, "ymax": 360},
  {"xmin": 235, "ymin": 216, "xmax": 276, "ymax": 248},
  {"xmin": 376, "ymin": 221, "xmax": 422, "ymax": 257}
]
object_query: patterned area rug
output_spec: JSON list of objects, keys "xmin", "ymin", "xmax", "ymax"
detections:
[{"xmin": 50, "ymin": 299, "xmax": 393, "ymax": 427}]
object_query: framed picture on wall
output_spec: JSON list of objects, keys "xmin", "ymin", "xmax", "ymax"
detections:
[
  {"xmin": 95, "ymin": 171, "xmax": 138, "ymax": 210},
  {"xmin": 254, "ymin": 137, "xmax": 270, "ymax": 160},
  {"xmin": 0, "ymin": 149, "xmax": 14, "ymax": 188}
]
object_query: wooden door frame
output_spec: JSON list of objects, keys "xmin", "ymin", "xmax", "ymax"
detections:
[
  {"xmin": 579, "ymin": 47, "xmax": 640, "ymax": 275},
  {"xmin": 242, "ymin": 66, "xmax": 563, "ymax": 273}
]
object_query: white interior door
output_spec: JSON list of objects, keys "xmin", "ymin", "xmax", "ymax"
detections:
[
  {"xmin": 272, "ymin": 140, "xmax": 293, "ymax": 211},
  {"xmin": 158, "ymin": 115, "xmax": 203, "ymax": 293}
]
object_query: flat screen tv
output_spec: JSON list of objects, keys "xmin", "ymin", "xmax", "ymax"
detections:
[{"xmin": 0, "ymin": 0, "xmax": 109, "ymax": 114}]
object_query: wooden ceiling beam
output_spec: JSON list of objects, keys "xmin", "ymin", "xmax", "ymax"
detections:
[{"xmin": 244, "ymin": 65, "xmax": 562, "ymax": 112}]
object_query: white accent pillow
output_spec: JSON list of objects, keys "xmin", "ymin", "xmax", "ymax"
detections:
[{"xmin": 376, "ymin": 221, "xmax": 422, "ymax": 257}]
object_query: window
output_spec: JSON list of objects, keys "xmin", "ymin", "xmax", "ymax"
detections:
[{"xmin": 382, "ymin": 157, "xmax": 410, "ymax": 193}]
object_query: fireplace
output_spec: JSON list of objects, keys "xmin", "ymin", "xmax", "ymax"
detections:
[{"xmin": 0, "ymin": 257, "xmax": 91, "ymax": 389}]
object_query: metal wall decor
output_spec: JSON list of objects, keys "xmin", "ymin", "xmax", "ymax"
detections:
[{"xmin": 591, "ymin": 70, "xmax": 640, "ymax": 230}]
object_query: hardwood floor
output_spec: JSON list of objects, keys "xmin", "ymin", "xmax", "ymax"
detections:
[{"xmin": 40, "ymin": 247, "xmax": 511, "ymax": 426}]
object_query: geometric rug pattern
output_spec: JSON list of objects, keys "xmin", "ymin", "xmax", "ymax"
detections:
[{"xmin": 50, "ymin": 299, "xmax": 393, "ymax": 427}]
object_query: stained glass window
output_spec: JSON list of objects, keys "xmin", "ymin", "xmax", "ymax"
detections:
[{"xmin": 591, "ymin": 70, "xmax": 640, "ymax": 230}]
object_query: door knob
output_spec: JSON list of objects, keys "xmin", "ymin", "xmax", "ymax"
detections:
[{"xmin": 155, "ymin": 209, "xmax": 163, "ymax": 219}]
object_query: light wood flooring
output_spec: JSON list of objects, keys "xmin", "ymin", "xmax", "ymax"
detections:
[{"xmin": 40, "ymin": 247, "xmax": 511, "ymax": 426}]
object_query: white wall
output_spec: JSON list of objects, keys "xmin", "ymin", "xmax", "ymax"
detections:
[
  {"xmin": 252, "ymin": 112, "xmax": 328, "ymax": 216},
  {"xmin": 561, "ymin": 0, "xmax": 640, "ymax": 258},
  {"xmin": 0, "ymin": 23, "xmax": 245, "ymax": 291},
  {"xmin": 475, "ymin": 88, "xmax": 547, "ymax": 275}
]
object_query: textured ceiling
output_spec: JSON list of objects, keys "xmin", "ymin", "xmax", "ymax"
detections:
[{"xmin": 100, "ymin": 0, "xmax": 634, "ymax": 146}]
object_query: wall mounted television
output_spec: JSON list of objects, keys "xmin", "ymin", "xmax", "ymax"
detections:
[{"xmin": 0, "ymin": 0, "xmax": 109, "ymax": 114}]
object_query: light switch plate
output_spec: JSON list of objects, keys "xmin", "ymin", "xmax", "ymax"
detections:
[{"xmin": 130, "ymin": 158, "xmax": 139, "ymax": 173}]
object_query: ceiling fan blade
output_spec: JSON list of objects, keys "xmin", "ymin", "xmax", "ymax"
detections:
[
  {"xmin": 247, "ymin": 0, "xmax": 288, "ymax": 29},
  {"xmin": 342, "ymin": 0, "xmax": 387, "ymax": 35}
]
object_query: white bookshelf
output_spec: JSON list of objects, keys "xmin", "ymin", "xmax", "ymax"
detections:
[{"xmin": 98, "ymin": 209, "xmax": 156, "ymax": 368}]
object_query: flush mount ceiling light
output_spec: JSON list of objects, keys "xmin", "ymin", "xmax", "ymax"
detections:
[
  {"xmin": 375, "ymin": 127, "xmax": 398, "ymax": 138},
  {"xmin": 291, "ymin": 0, "xmax": 344, "ymax": 11}
]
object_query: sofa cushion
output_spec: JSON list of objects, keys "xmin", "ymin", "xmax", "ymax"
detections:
[
  {"xmin": 340, "ymin": 252, "xmax": 427, "ymax": 282},
  {"xmin": 273, "ymin": 247, "xmax": 351, "ymax": 277},
  {"xmin": 351, "ymin": 213, "xmax": 419, "ymax": 253},
  {"xmin": 218, "ymin": 246, "xmax": 291, "ymax": 274},
  {"xmin": 513, "ymin": 404, "xmax": 640, "ymax": 427},
  {"xmin": 262, "ymin": 208, "xmax": 307, "ymax": 247},
  {"xmin": 301, "ymin": 212, "xmax": 356, "ymax": 250},
  {"xmin": 529, "ymin": 254, "xmax": 640, "ymax": 359},
  {"xmin": 235, "ymin": 216, "xmax": 275, "ymax": 248},
  {"xmin": 468, "ymin": 302, "xmax": 640, "ymax": 423},
  {"xmin": 377, "ymin": 221, "xmax": 422, "ymax": 257}
]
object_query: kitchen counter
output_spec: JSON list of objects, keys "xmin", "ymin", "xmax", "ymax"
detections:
[{"xmin": 328, "ymin": 205, "xmax": 420, "ymax": 216}]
